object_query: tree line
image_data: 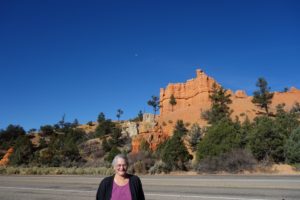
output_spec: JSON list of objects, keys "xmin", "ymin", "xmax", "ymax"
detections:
[{"xmin": 1, "ymin": 77, "xmax": 300, "ymax": 174}]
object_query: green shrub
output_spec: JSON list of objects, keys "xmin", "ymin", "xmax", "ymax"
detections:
[
  {"xmin": 196, "ymin": 149, "xmax": 257, "ymax": 173},
  {"xmin": 149, "ymin": 161, "xmax": 171, "ymax": 174},
  {"xmin": 0, "ymin": 167, "xmax": 114, "ymax": 175},
  {"xmin": 285, "ymin": 127, "xmax": 300, "ymax": 164},
  {"xmin": 160, "ymin": 121, "xmax": 192, "ymax": 170},
  {"xmin": 249, "ymin": 116, "xmax": 284, "ymax": 162},
  {"xmin": 197, "ymin": 119, "xmax": 241, "ymax": 160},
  {"xmin": 6, "ymin": 167, "xmax": 20, "ymax": 174},
  {"xmin": 0, "ymin": 167, "xmax": 7, "ymax": 174}
]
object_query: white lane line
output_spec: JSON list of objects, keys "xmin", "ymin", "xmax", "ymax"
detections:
[
  {"xmin": 147, "ymin": 193, "xmax": 271, "ymax": 200},
  {"xmin": 142, "ymin": 178, "xmax": 300, "ymax": 183},
  {"xmin": 0, "ymin": 186, "xmax": 91, "ymax": 193},
  {"xmin": 0, "ymin": 186, "xmax": 271, "ymax": 200}
]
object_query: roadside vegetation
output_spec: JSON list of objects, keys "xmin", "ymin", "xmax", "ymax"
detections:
[{"xmin": 0, "ymin": 78, "xmax": 300, "ymax": 175}]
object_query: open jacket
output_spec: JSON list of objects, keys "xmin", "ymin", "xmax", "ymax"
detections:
[{"xmin": 96, "ymin": 174, "xmax": 145, "ymax": 200}]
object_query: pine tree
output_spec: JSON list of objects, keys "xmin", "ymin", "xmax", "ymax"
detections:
[
  {"xmin": 249, "ymin": 116, "xmax": 284, "ymax": 162},
  {"xmin": 203, "ymin": 83, "xmax": 232, "ymax": 124},
  {"xmin": 161, "ymin": 121, "xmax": 192, "ymax": 170},
  {"xmin": 138, "ymin": 110, "xmax": 143, "ymax": 122},
  {"xmin": 169, "ymin": 94, "xmax": 177, "ymax": 112},
  {"xmin": 116, "ymin": 109, "xmax": 124, "ymax": 121},
  {"xmin": 252, "ymin": 78, "xmax": 274, "ymax": 115},
  {"xmin": 188, "ymin": 123, "xmax": 202, "ymax": 152},
  {"xmin": 97, "ymin": 112, "xmax": 106, "ymax": 123},
  {"xmin": 285, "ymin": 127, "xmax": 300, "ymax": 164},
  {"xmin": 147, "ymin": 95, "xmax": 160, "ymax": 120}
]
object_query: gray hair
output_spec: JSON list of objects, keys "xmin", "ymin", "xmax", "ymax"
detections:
[{"xmin": 112, "ymin": 154, "xmax": 129, "ymax": 167}]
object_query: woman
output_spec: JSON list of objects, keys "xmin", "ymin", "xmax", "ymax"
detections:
[{"xmin": 96, "ymin": 154, "xmax": 145, "ymax": 200}]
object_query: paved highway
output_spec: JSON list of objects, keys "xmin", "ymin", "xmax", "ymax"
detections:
[{"xmin": 0, "ymin": 175, "xmax": 299, "ymax": 200}]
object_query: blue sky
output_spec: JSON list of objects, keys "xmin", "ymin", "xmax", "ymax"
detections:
[{"xmin": 0, "ymin": 0, "xmax": 299, "ymax": 131}]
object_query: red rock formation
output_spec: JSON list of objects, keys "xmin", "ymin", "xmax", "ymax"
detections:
[
  {"xmin": 158, "ymin": 69, "xmax": 300, "ymax": 134},
  {"xmin": 131, "ymin": 126, "xmax": 169, "ymax": 153},
  {"xmin": 132, "ymin": 69, "xmax": 300, "ymax": 152},
  {"xmin": 0, "ymin": 147, "xmax": 14, "ymax": 166}
]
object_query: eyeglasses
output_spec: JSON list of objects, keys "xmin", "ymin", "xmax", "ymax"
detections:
[{"xmin": 116, "ymin": 164, "xmax": 127, "ymax": 168}]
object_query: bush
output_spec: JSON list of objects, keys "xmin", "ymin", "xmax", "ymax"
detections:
[
  {"xmin": 249, "ymin": 116, "xmax": 284, "ymax": 162},
  {"xmin": 0, "ymin": 167, "xmax": 7, "ymax": 174},
  {"xmin": 285, "ymin": 127, "xmax": 300, "ymax": 164},
  {"xmin": 128, "ymin": 151, "xmax": 155, "ymax": 174},
  {"xmin": 0, "ymin": 167, "xmax": 114, "ymax": 175},
  {"xmin": 105, "ymin": 146, "xmax": 121, "ymax": 163},
  {"xmin": 93, "ymin": 149, "xmax": 106, "ymax": 159},
  {"xmin": 132, "ymin": 161, "xmax": 146, "ymax": 174},
  {"xmin": 87, "ymin": 121, "xmax": 94, "ymax": 126},
  {"xmin": 6, "ymin": 167, "xmax": 20, "ymax": 174},
  {"xmin": 160, "ymin": 121, "xmax": 192, "ymax": 171},
  {"xmin": 197, "ymin": 119, "xmax": 241, "ymax": 160},
  {"xmin": 149, "ymin": 161, "xmax": 171, "ymax": 174},
  {"xmin": 187, "ymin": 123, "xmax": 202, "ymax": 152},
  {"xmin": 196, "ymin": 149, "xmax": 257, "ymax": 173}
]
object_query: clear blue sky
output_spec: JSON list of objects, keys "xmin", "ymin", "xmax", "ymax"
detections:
[{"xmin": 0, "ymin": 0, "xmax": 299, "ymax": 131}]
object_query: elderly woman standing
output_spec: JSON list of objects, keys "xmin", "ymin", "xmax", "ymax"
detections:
[{"xmin": 96, "ymin": 154, "xmax": 145, "ymax": 200}]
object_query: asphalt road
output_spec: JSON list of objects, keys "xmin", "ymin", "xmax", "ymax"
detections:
[{"xmin": 0, "ymin": 175, "xmax": 300, "ymax": 200}]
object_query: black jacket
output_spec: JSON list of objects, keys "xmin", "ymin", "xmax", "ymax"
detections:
[{"xmin": 96, "ymin": 174, "xmax": 145, "ymax": 200}]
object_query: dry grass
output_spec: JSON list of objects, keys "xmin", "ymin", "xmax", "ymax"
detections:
[{"xmin": 0, "ymin": 166, "xmax": 114, "ymax": 175}]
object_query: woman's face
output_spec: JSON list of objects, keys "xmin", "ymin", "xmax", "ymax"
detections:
[{"xmin": 114, "ymin": 158, "xmax": 128, "ymax": 177}]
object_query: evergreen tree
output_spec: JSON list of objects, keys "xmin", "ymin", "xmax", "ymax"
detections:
[
  {"xmin": 97, "ymin": 112, "xmax": 106, "ymax": 123},
  {"xmin": 252, "ymin": 78, "xmax": 274, "ymax": 115},
  {"xmin": 116, "ymin": 109, "xmax": 124, "ymax": 121},
  {"xmin": 173, "ymin": 120, "xmax": 188, "ymax": 138},
  {"xmin": 169, "ymin": 94, "xmax": 177, "ymax": 112},
  {"xmin": 9, "ymin": 135, "xmax": 34, "ymax": 166},
  {"xmin": 147, "ymin": 95, "xmax": 160, "ymax": 120},
  {"xmin": 40, "ymin": 125, "xmax": 54, "ymax": 136},
  {"xmin": 108, "ymin": 127, "xmax": 123, "ymax": 147},
  {"xmin": 196, "ymin": 119, "xmax": 241, "ymax": 160},
  {"xmin": 0, "ymin": 124, "xmax": 26, "ymax": 149},
  {"xmin": 138, "ymin": 110, "xmax": 143, "ymax": 122},
  {"xmin": 160, "ymin": 121, "xmax": 192, "ymax": 170},
  {"xmin": 274, "ymin": 104, "xmax": 299, "ymax": 138},
  {"xmin": 58, "ymin": 114, "xmax": 66, "ymax": 129},
  {"xmin": 284, "ymin": 127, "xmax": 300, "ymax": 164},
  {"xmin": 187, "ymin": 123, "xmax": 202, "ymax": 152},
  {"xmin": 239, "ymin": 116, "xmax": 252, "ymax": 148},
  {"xmin": 95, "ymin": 112, "xmax": 115, "ymax": 137},
  {"xmin": 43, "ymin": 128, "xmax": 86, "ymax": 167},
  {"xmin": 102, "ymin": 137, "xmax": 111, "ymax": 152},
  {"xmin": 203, "ymin": 83, "xmax": 232, "ymax": 124},
  {"xmin": 249, "ymin": 116, "xmax": 284, "ymax": 162},
  {"xmin": 105, "ymin": 146, "xmax": 121, "ymax": 163}
]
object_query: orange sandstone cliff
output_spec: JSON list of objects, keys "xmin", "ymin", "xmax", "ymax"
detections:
[
  {"xmin": 158, "ymin": 69, "xmax": 300, "ymax": 134},
  {"xmin": 133, "ymin": 69, "xmax": 300, "ymax": 153}
]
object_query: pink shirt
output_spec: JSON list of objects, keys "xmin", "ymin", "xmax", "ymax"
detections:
[{"xmin": 110, "ymin": 181, "xmax": 132, "ymax": 200}]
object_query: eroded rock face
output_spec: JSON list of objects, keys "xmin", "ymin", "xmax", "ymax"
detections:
[
  {"xmin": 133, "ymin": 69, "xmax": 300, "ymax": 152},
  {"xmin": 0, "ymin": 147, "xmax": 14, "ymax": 166},
  {"xmin": 131, "ymin": 126, "xmax": 169, "ymax": 153},
  {"xmin": 160, "ymin": 69, "xmax": 217, "ymax": 118},
  {"xmin": 122, "ymin": 122, "xmax": 139, "ymax": 137},
  {"xmin": 158, "ymin": 69, "xmax": 300, "ymax": 134}
]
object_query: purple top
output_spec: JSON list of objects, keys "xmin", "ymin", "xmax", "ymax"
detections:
[{"xmin": 110, "ymin": 180, "xmax": 132, "ymax": 200}]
